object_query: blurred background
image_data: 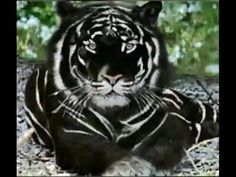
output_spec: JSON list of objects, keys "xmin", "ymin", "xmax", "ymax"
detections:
[{"xmin": 17, "ymin": 1, "xmax": 219, "ymax": 77}]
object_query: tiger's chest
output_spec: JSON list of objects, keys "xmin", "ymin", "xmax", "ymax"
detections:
[{"xmin": 46, "ymin": 85, "xmax": 167, "ymax": 149}]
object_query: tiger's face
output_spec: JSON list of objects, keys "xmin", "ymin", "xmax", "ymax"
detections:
[{"xmin": 49, "ymin": 1, "xmax": 168, "ymax": 108}]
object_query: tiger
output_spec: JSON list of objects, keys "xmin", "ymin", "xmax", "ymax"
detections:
[{"xmin": 24, "ymin": 1, "xmax": 219, "ymax": 176}]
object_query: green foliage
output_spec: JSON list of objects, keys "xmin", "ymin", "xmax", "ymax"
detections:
[
  {"xmin": 17, "ymin": 1, "xmax": 57, "ymax": 60},
  {"xmin": 159, "ymin": 1, "xmax": 218, "ymax": 76},
  {"xmin": 17, "ymin": 1, "xmax": 219, "ymax": 76}
]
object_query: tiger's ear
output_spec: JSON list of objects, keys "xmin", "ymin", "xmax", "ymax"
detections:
[
  {"xmin": 56, "ymin": 0, "xmax": 78, "ymax": 18},
  {"xmin": 132, "ymin": 1, "xmax": 162, "ymax": 27}
]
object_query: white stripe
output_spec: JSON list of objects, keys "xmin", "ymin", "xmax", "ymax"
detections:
[
  {"xmin": 163, "ymin": 98, "xmax": 181, "ymax": 110},
  {"xmin": 65, "ymin": 110, "xmax": 108, "ymax": 139},
  {"xmin": 89, "ymin": 39, "xmax": 96, "ymax": 44},
  {"xmin": 72, "ymin": 66, "xmax": 91, "ymax": 86},
  {"xmin": 169, "ymin": 112, "xmax": 191, "ymax": 124},
  {"xmin": 127, "ymin": 40, "xmax": 139, "ymax": 44},
  {"xmin": 69, "ymin": 45, "xmax": 78, "ymax": 78},
  {"xmin": 83, "ymin": 40, "xmax": 89, "ymax": 45},
  {"xmin": 149, "ymin": 69, "xmax": 159, "ymax": 87},
  {"xmin": 121, "ymin": 36, "xmax": 128, "ymax": 41},
  {"xmin": 100, "ymin": 9, "xmax": 114, "ymax": 15},
  {"xmin": 76, "ymin": 21, "xmax": 85, "ymax": 36},
  {"xmin": 91, "ymin": 23, "xmax": 104, "ymax": 29},
  {"xmin": 91, "ymin": 31, "xmax": 103, "ymax": 38},
  {"xmin": 35, "ymin": 69, "xmax": 44, "ymax": 112},
  {"xmin": 136, "ymin": 42, "xmax": 153, "ymax": 87},
  {"xmin": 89, "ymin": 108, "xmax": 116, "ymax": 139},
  {"xmin": 213, "ymin": 109, "xmax": 217, "ymax": 123},
  {"xmin": 114, "ymin": 18, "xmax": 129, "ymax": 24},
  {"xmin": 120, "ymin": 100, "xmax": 153, "ymax": 125},
  {"xmin": 69, "ymin": 45, "xmax": 76, "ymax": 60},
  {"xmin": 151, "ymin": 37, "xmax": 160, "ymax": 66},
  {"xmin": 24, "ymin": 114, "xmax": 46, "ymax": 146},
  {"xmin": 24, "ymin": 106, "xmax": 51, "ymax": 137},
  {"xmin": 194, "ymin": 123, "xmax": 201, "ymax": 143},
  {"xmin": 117, "ymin": 108, "xmax": 157, "ymax": 141},
  {"xmin": 117, "ymin": 23, "xmax": 132, "ymax": 31},
  {"xmin": 132, "ymin": 113, "xmax": 168, "ymax": 152},
  {"xmin": 62, "ymin": 128, "xmax": 93, "ymax": 136},
  {"xmin": 112, "ymin": 27, "xmax": 117, "ymax": 32},
  {"xmin": 85, "ymin": 46, "xmax": 96, "ymax": 54},
  {"xmin": 51, "ymin": 103, "xmax": 63, "ymax": 114},
  {"xmin": 97, "ymin": 65, "xmax": 109, "ymax": 81},
  {"xmin": 51, "ymin": 95, "xmax": 82, "ymax": 114},
  {"xmin": 24, "ymin": 107, "xmax": 46, "ymax": 146},
  {"xmin": 162, "ymin": 89, "xmax": 184, "ymax": 105},
  {"xmin": 134, "ymin": 21, "xmax": 154, "ymax": 35},
  {"xmin": 91, "ymin": 5, "xmax": 110, "ymax": 10},
  {"xmin": 197, "ymin": 100, "xmax": 206, "ymax": 123},
  {"xmin": 136, "ymin": 25, "xmax": 144, "ymax": 36},
  {"xmin": 136, "ymin": 25, "xmax": 144, "ymax": 44},
  {"xmin": 92, "ymin": 17, "xmax": 108, "ymax": 23},
  {"xmin": 121, "ymin": 42, "xmax": 126, "ymax": 52},
  {"xmin": 64, "ymin": 102, "xmax": 84, "ymax": 117},
  {"xmin": 24, "ymin": 106, "xmax": 51, "ymax": 146},
  {"xmin": 44, "ymin": 70, "xmax": 48, "ymax": 91},
  {"xmin": 53, "ymin": 35, "xmax": 68, "ymax": 91},
  {"xmin": 53, "ymin": 15, "xmax": 90, "ymax": 93},
  {"xmin": 116, "ymin": 5, "xmax": 132, "ymax": 12},
  {"xmin": 78, "ymin": 55, "xmax": 86, "ymax": 66},
  {"xmin": 102, "ymin": 9, "xmax": 120, "ymax": 15},
  {"xmin": 51, "ymin": 96, "xmax": 72, "ymax": 114},
  {"xmin": 135, "ymin": 57, "xmax": 145, "ymax": 79}
]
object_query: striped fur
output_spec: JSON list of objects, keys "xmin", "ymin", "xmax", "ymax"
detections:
[{"xmin": 24, "ymin": 1, "xmax": 219, "ymax": 175}]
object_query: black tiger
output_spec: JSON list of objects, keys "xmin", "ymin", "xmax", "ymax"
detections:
[{"xmin": 24, "ymin": 1, "xmax": 219, "ymax": 176}]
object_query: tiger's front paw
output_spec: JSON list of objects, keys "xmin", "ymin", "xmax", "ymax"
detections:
[{"xmin": 102, "ymin": 156, "xmax": 157, "ymax": 176}]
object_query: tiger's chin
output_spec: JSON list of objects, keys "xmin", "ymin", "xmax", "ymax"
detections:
[{"xmin": 90, "ymin": 92, "xmax": 130, "ymax": 109}]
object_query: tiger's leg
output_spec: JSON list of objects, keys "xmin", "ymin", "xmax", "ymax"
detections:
[
  {"xmin": 132, "ymin": 113, "xmax": 191, "ymax": 170},
  {"xmin": 103, "ymin": 113, "xmax": 192, "ymax": 176},
  {"xmin": 48, "ymin": 121, "xmax": 133, "ymax": 175},
  {"xmin": 46, "ymin": 107, "xmax": 160, "ymax": 176},
  {"xmin": 161, "ymin": 88, "xmax": 219, "ymax": 141},
  {"xmin": 53, "ymin": 132, "xmax": 158, "ymax": 176},
  {"xmin": 133, "ymin": 90, "xmax": 219, "ymax": 170},
  {"xmin": 137, "ymin": 116, "xmax": 218, "ymax": 171},
  {"xmin": 24, "ymin": 68, "xmax": 53, "ymax": 149},
  {"xmin": 103, "ymin": 95, "xmax": 219, "ymax": 175}
]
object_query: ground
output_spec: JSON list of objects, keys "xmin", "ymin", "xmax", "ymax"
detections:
[{"xmin": 17, "ymin": 59, "xmax": 219, "ymax": 176}]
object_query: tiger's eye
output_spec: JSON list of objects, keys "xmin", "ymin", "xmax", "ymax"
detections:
[
  {"xmin": 126, "ymin": 43, "xmax": 134, "ymax": 50},
  {"xmin": 88, "ymin": 43, "xmax": 96, "ymax": 50}
]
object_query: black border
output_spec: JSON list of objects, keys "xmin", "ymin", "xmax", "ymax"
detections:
[
  {"xmin": 3, "ymin": 0, "xmax": 17, "ymax": 176},
  {"xmin": 14, "ymin": 0, "xmax": 231, "ymax": 177},
  {"xmin": 219, "ymin": 0, "xmax": 235, "ymax": 176}
]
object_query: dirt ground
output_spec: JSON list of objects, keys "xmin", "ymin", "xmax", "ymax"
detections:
[{"xmin": 17, "ymin": 59, "xmax": 219, "ymax": 176}]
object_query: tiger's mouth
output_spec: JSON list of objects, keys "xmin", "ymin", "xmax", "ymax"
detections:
[
  {"xmin": 89, "ymin": 80, "xmax": 133, "ymax": 108},
  {"xmin": 90, "ymin": 92, "xmax": 130, "ymax": 108},
  {"xmin": 91, "ymin": 80, "xmax": 134, "ymax": 96}
]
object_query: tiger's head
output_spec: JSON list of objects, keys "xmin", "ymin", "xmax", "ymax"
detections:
[{"xmin": 48, "ymin": 1, "xmax": 170, "ymax": 109}]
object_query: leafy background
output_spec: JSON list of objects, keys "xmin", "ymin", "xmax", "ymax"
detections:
[{"xmin": 17, "ymin": 0, "xmax": 219, "ymax": 77}]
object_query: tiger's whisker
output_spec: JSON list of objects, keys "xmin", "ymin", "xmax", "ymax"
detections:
[
  {"xmin": 49, "ymin": 85, "xmax": 82, "ymax": 96},
  {"xmin": 132, "ymin": 94, "xmax": 144, "ymax": 113}
]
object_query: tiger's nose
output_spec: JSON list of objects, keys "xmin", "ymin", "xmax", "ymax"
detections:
[{"xmin": 102, "ymin": 74, "xmax": 123, "ymax": 86}]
